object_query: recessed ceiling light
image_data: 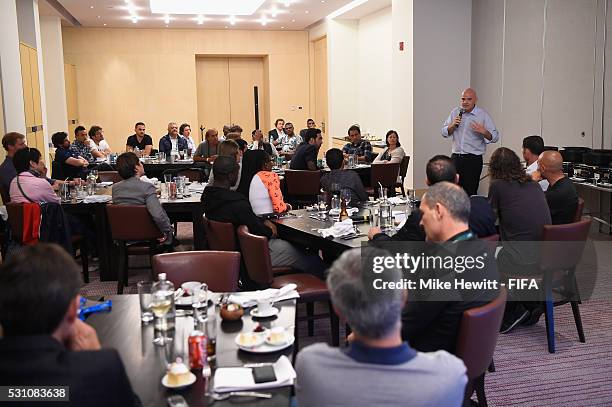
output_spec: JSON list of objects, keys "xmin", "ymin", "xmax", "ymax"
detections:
[
  {"xmin": 283, "ymin": 0, "xmax": 291, "ymax": 6},
  {"xmin": 321, "ymin": 0, "xmax": 325, "ymax": 3},
  {"xmin": 165, "ymin": 24, "xmax": 169, "ymax": 27},
  {"xmin": 197, "ymin": 14, "xmax": 205, "ymax": 24},
  {"xmin": 90, "ymin": 5, "xmax": 94, "ymax": 9},
  {"xmin": 131, "ymin": 16, "xmax": 138, "ymax": 23},
  {"xmin": 103, "ymin": 23, "xmax": 107, "ymax": 26},
  {"xmin": 97, "ymin": 15, "xmax": 101, "ymax": 19},
  {"xmin": 150, "ymin": 0, "xmax": 266, "ymax": 16},
  {"xmin": 305, "ymin": 10, "xmax": 309, "ymax": 14},
  {"xmin": 270, "ymin": 7, "xmax": 279, "ymax": 17},
  {"xmin": 291, "ymin": 19, "xmax": 295, "ymax": 22},
  {"xmin": 228, "ymin": 15, "xmax": 237, "ymax": 25},
  {"xmin": 281, "ymin": 26, "xmax": 285, "ymax": 29},
  {"xmin": 224, "ymin": 25, "xmax": 228, "ymax": 28},
  {"xmin": 164, "ymin": 14, "xmax": 170, "ymax": 24}
]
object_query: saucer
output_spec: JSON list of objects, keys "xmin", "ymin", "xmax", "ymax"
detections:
[
  {"xmin": 250, "ymin": 307, "xmax": 279, "ymax": 318},
  {"xmin": 161, "ymin": 372, "xmax": 196, "ymax": 389}
]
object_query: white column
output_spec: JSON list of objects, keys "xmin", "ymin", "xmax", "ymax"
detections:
[
  {"xmin": 392, "ymin": 0, "xmax": 414, "ymax": 188},
  {"xmin": 40, "ymin": 15, "xmax": 68, "ymax": 137},
  {"xmin": 0, "ymin": 0, "xmax": 27, "ymax": 134}
]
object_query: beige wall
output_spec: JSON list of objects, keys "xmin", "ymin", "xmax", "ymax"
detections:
[{"xmin": 62, "ymin": 27, "xmax": 310, "ymax": 150}]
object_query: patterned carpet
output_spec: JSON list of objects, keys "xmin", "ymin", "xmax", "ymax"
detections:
[{"xmin": 79, "ymin": 223, "xmax": 612, "ymax": 406}]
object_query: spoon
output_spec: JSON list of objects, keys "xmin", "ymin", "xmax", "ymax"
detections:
[{"xmin": 206, "ymin": 391, "xmax": 272, "ymax": 401}]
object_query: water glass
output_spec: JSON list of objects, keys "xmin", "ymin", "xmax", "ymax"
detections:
[
  {"xmin": 159, "ymin": 152, "xmax": 166, "ymax": 163},
  {"xmin": 187, "ymin": 148, "xmax": 193, "ymax": 159},
  {"xmin": 341, "ymin": 188, "xmax": 352, "ymax": 208},
  {"xmin": 331, "ymin": 194, "xmax": 341, "ymax": 212},
  {"xmin": 179, "ymin": 150, "xmax": 186, "ymax": 160},
  {"xmin": 60, "ymin": 183, "xmax": 70, "ymax": 202},
  {"xmin": 317, "ymin": 194, "xmax": 327, "ymax": 219},
  {"xmin": 175, "ymin": 177, "xmax": 186, "ymax": 198},
  {"xmin": 137, "ymin": 281, "xmax": 154, "ymax": 323},
  {"xmin": 347, "ymin": 154, "xmax": 355, "ymax": 168},
  {"xmin": 76, "ymin": 184, "xmax": 86, "ymax": 199},
  {"xmin": 206, "ymin": 311, "xmax": 217, "ymax": 360},
  {"xmin": 164, "ymin": 173, "xmax": 173, "ymax": 184}
]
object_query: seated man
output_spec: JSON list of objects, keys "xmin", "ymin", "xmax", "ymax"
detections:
[
  {"xmin": 296, "ymin": 247, "xmax": 467, "ymax": 407},
  {"xmin": 278, "ymin": 122, "xmax": 302, "ymax": 151},
  {"xmin": 369, "ymin": 155, "xmax": 497, "ymax": 241},
  {"xmin": 194, "ymin": 128, "xmax": 221, "ymax": 164},
  {"xmin": 320, "ymin": 148, "xmax": 368, "ymax": 203},
  {"xmin": 250, "ymin": 129, "xmax": 278, "ymax": 157},
  {"xmin": 538, "ymin": 150, "xmax": 578, "ymax": 225},
  {"xmin": 112, "ymin": 152, "xmax": 174, "ymax": 246},
  {"xmin": 159, "ymin": 122, "xmax": 188, "ymax": 156},
  {"xmin": 289, "ymin": 128, "xmax": 323, "ymax": 171},
  {"xmin": 401, "ymin": 182, "xmax": 500, "ymax": 353},
  {"xmin": 70, "ymin": 126, "xmax": 95, "ymax": 164},
  {"xmin": 202, "ymin": 156, "xmax": 326, "ymax": 278},
  {"xmin": 0, "ymin": 132, "xmax": 27, "ymax": 194},
  {"xmin": 52, "ymin": 131, "xmax": 89, "ymax": 180},
  {"xmin": 88, "ymin": 125, "xmax": 112, "ymax": 158},
  {"xmin": 126, "ymin": 122, "xmax": 153, "ymax": 156},
  {"xmin": 268, "ymin": 118, "xmax": 285, "ymax": 146},
  {"xmin": 206, "ymin": 139, "xmax": 243, "ymax": 191},
  {"xmin": 522, "ymin": 135, "xmax": 549, "ymax": 191},
  {"xmin": 342, "ymin": 125, "xmax": 373, "ymax": 163},
  {"xmin": 0, "ymin": 244, "xmax": 141, "ymax": 406},
  {"xmin": 299, "ymin": 118, "xmax": 316, "ymax": 139}
]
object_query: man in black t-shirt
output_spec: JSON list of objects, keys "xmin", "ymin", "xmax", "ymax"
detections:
[
  {"xmin": 125, "ymin": 122, "xmax": 153, "ymax": 156},
  {"xmin": 538, "ymin": 150, "xmax": 578, "ymax": 225},
  {"xmin": 289, "ymin": 128, "xmax": 323, "ymax": 171}
]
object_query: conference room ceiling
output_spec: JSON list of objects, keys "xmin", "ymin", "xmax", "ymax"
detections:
[{"xmin": 39, "ymin": 0, "xmax": 373, "ymax": 30}]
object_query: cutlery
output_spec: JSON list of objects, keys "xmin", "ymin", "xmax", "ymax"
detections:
[
  {"xmin": 206, "ymin": 392, "xmax": 272, "ymax": 401},
  {"xmin": 174, "ymin": 288, "xmax": 184, "ymax": 300}
]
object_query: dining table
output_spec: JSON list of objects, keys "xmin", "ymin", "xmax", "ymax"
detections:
[
  {"xmin": 61, "ymin": 182, "xmax": 207, "ymax": 281},
  {"xmin": 87, "ymin": 295, "xmax": 296, "ymax": 407}
]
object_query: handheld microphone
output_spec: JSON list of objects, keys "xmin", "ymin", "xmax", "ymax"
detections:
[{"xmin": 456, "ymin": 108, "xmax": 464, "ymax": 127}]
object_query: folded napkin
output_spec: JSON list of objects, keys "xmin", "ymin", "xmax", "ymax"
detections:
[
  {"xmin": 83, "ymin": 195, "xmax": 112, "ymax": 204},
  {"xmin": 318, "ymin": 218, "xmax": 354, "ymax": 238},
  {"xmin": 189, "ymin": 182, "xmax": 207, "ymax": 193},
  {"xmin": 388, "ymin": 197, "xmax": 407, "ymax": 205},
  {"xmin": 228, "ymin": 284, "xmax": 298, "ymax": 308},
  {"xmin": 140, "ymin": 175, "xmax": 158, "ymax": 184},
  {"xmin": 213, "ymin": 356, "xmax": 296, "ymax": 393}
]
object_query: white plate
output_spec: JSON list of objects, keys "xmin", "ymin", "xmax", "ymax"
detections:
[
  {"xmin": 235, "ymin": 332, "xmax": 266, "ymax": 349},
  {"xmin": 250, "ymin": 307, "xmax": 279, "ymax": 318},
  {"xmin": 570, "ymin": 177, "xmax": 586, "ymax": 182},
  {"xmin": 238, "ymin": 335, "xmax": 295, "ymax": 353},
  {"xmin": 161, "ymin": 372, "xmax": 196, "ymax": 389}
]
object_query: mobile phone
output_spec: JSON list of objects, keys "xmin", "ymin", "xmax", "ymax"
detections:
[{"xmin": 167, "ymin": 395, "xmax": 189, "ymax": 407}]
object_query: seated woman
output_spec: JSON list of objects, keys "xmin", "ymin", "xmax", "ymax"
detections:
[
  {"xmin": 112, "ymin": 152, "xmax": 174, "ymax": 246},
  {"xmin": 247, "ymin": 151, "xmax": 291, "ymax": 215},
  {"xmin": 9, "ymin": 147, "xmax": 60, "ymax": 204},
  {"xmin": 373, "ymin": 130, "xmax": 405, "ymax": 164}
]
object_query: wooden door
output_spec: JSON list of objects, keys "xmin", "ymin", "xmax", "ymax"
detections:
[
  {"xmin": 228, "ymin": 57, "xmax": 265, "ymax": 134},
  {"xmin": 313, "ymin": 37, "xmax": 328, "ymax": 153},
  {"xmin": 19, "ymin": 44, "xmax": 35, "ymax": 131},
  {"xmin": 64, "ymin": 63, "xmax": 79, "ymax": 135},
  {"xmin": 196, "ymin": 57, "xmax": 231, "ymax": 135}
]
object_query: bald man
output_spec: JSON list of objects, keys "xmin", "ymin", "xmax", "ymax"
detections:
[
  {"xmin": 442, "ymin": 88, "xmax": 499, "ymax": 196},
  {"xmin": 159, "ymin": 122, "xmax": 188, "ymax": 155},
  {"xmin": 538, "ymin": 150, "xmax": 578, "ymax": 224}
]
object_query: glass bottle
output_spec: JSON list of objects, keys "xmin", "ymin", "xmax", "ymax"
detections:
[
  {"xmin": 339, "ymin": 197, "xmax": 349, "ymax": 221},
  {"xmin": 151, "ymin": 273, "xmax": 176, "ymax": 345}
]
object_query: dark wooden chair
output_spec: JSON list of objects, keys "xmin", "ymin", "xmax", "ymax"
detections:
[
  {"xmin": 178, "ymin": 168, "xmax": 205, "ymax": 183},
  {"xmin": 456, "ymin": 288, "xmax": 507, "ymax": 407},
  {"xmin": 237, "ymin": 225, "xmax": 339, "ymax": 349},
  {"xmin": 152, "ymin": 251, "xmax": 240, "ymax": 292},
  {"xmin": 203, "ymin": 217, "xmax": 237, "ymax": 251},
  {"xmin": 395, "ymin": 156, "xmax": 411, "ymax": 196},
  {"xmin": 5, "ymin": 202, "xmax": 90, "ymax": 282},
  {"xmin": 366, "ymin": 163, "xmax": 400, "ymax": 198},
  {"xmin": 539, "ymin": 219, "xmax": 591, "ymax": 353},
  {"xmin": 284, "ymin": 169, "xmax": 321, "ymax": 207},
  {"xmin": 574, "ymin": 197, "xmax": 585, "ymax": 222},
  {"xmin": 106, "ymin": 204, "xmax": 164, "ymax": 294}
]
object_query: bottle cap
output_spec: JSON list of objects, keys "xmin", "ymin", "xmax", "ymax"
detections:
[{"xmin": 159, "ymin": 273, "xmax": 167, "ymax": 281}]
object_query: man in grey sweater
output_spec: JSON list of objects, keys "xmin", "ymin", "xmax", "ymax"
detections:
[
  {"xmin": 295, "ymin": 247, "xmax": 467, "ymax": 407},
  {"xmin": 112, "ymin": 152, "xmax": 173, "ymax": 245}
]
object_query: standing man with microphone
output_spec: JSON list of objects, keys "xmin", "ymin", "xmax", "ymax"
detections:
[{"xmin": 442, "ymin": 88, "xmax": 499, "ymax": 196}]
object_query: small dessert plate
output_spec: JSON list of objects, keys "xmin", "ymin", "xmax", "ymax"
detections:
[
  {"xmin": 235, "ymin": 332, "xmax": 266, "ymax": 349},
  {"xmin": 250, "ymin": 307, "xmax": 279, "ymax": 318},
  {"xmin": 161, "ymin": 372, "xmax": 196, "ymax": 389}
]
